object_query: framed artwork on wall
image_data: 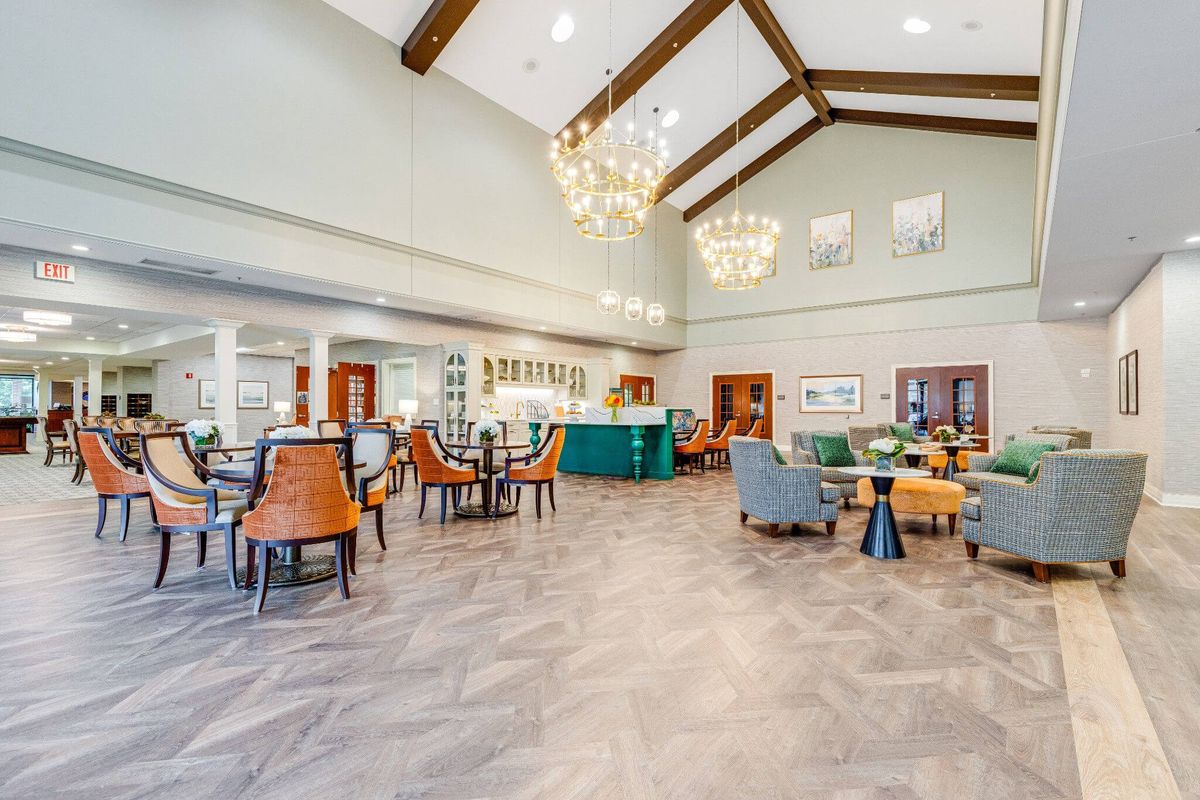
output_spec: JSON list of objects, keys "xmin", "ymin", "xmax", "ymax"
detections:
[
  {"xmin": 800, "ymin": 374, "xmax": 863, "ymax": 413},
  {"xmin": 892, "ymin": 191, "xmax": 944, "ymax": 257},
  {"xmin": 809, "ymin": 209, "xmax": 853, "ymax": 269},
  {"xmin": 237, "ymin": 380, "xmax": 270, "ymax": 409},
  {"xmin": 296, "ymin": 391, "xmax": 309, "ymax": 406},
  {"xmin": 197, "ymin": 379, "xmax": 216, "ymax": 409},
  {"xmin": 1118, "ymin": 350, "xmax": 1138, "ymax": 415}
]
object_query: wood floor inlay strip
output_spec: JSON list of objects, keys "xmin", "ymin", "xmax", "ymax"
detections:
[{"xmin": 1053, "ymin": 575, "xmax": 1182, "ymax": 799}]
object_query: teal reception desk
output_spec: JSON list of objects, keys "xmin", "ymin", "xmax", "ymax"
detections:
[{"xmin": 528, "ymin": 407, "xmax": 693, "ymax": 483}]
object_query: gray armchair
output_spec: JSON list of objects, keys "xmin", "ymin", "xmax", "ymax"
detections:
[
  {"xmin": 791, "ymin": 430, "xmax": 870, "ymax": 506},
  {"xmin": 729, "ymin": 436, "xmax": 839, "ymax": 538},
  {"xmin": 960, "ymin": 450, "xmax": 1147, "ymax": 583},
  {"xmin": 955, "ymin": 433, "xmax": 1073, "ymax": 495}
]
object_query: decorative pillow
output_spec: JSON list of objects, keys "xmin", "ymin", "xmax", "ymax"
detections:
[
  {"xmin": 771, "ymin": 445, "xmax": 788, "ymax": 465},
  {"xmin": 992, "ymin": 441, "xmax": 1056, "ymax": 477},
  {"xmin": 1026, "ymin": 462, "xmax": 1041, "ymax": 484},
  {"xmin": 888, "ymin": 423, "xmax": 915, "ymax": 442},
  {"xmin": 811, "ymin": 434, "xmax": 856, "ymax": 467}
]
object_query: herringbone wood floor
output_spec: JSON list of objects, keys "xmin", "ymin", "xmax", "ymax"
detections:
[{"xmin": 0, "ymin": 470, "xmax": 1193, "ymax": 799}]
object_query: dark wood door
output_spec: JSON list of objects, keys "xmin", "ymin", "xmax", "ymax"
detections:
[
  {"xmin": 336, "ymin": 362, "xmax": 376, "ymax": 423},
  {"xmin": 895, "ymin": 364, "xmax": 989, "ymax": 440},
  {"xmin": 295, "ymin": 366, "xmax": 309, "ymax": 426},
  {"xmin": 618, "ymin": 374, "xmax": 655, "ymax": 405},
  {"xmin": 711, "ymin": 372, "xmax": 773, "ymax": 440}
]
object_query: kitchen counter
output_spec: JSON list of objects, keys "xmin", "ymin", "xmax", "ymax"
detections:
[{"xmin": 525, "ymin": 407, "xmax": 694, "ymax": 483}]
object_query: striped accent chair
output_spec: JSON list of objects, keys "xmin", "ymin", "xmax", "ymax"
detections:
[
  {"xmin": 961, "ymin": 450, "xmax": 1147, "ymax": 583},
  {"xmin": 494, "ymin": 424, "xmax": 566, "ymax": 519},
  {"xmin": 954, "ymin": 433, "xmax": 1073, "ymax": 496},
  {"xmin": 790, "ymin": 430, "xmax": 870, "ymax": 507},
  {"xmin": 729, "ymin": 436, "xmax": 839, "ymax": 538},
  {"xmin": 78, "ymin": 428, "xmax": 152, "ymax": 541}
]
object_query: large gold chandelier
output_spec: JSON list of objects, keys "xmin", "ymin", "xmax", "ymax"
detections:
[
  {"xmin": 696, "ymin": 2, "xmax": 780, "ymax": 290},
  {"xmin": 551, "ymin": 2, "xmax": 667, "ymax": 240}
]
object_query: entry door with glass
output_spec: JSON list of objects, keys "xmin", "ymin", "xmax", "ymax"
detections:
[
  {"xmin": 618, "ymin": 374, "xmax": 655, "ymax": 405},
  {"xmin": 711, "ymin": 372, "xmax": 772, "ymax": 439},
  {"xmin": 895, "ymin": 364, "xmax": 989, "ymax": 439}
]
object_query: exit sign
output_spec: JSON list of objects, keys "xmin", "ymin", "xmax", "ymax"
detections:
[{"xmin": 35, "ymin": 261, "xmax": 75, "ymax": 283}]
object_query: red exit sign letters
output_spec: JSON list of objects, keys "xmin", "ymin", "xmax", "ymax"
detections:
[{"xmin": 35, "ymin": 261, "xmax": 76, "ymax": 283}]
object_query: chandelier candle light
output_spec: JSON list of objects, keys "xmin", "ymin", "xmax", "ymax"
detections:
[
  {"xmin": 645, "ymin": 109, "xmax": 667, "ymax": 327},
  {"xmin": 551, "ymin": 1, "xmax": 668, "ymax": 240},
  {"xmin": 696, "ymin": 2, "xmax": 781, "ymax": 290}
]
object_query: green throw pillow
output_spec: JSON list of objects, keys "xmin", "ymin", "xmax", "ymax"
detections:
[
  {"xmin": 811, "ymin": 434, "xmax": 856, "ymax": 467},
  {"xmin": 1026, "ymin": 462, "xmax": 1041, "ymax": 484},
  {"xmin": 888, "ymin": 423, "xmax": 915, "ymax": 442},
  {"xmin": 993, "ymin": 441, "xmax": 1056, "ymax": 477},
  {"xmin": 771, "ymin": 445, "xmax": 788, "ymax": 465}
]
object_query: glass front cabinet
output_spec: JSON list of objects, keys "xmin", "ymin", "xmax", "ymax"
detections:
[
  {"xmin": 483, "ymin": 353, "xmax": 587, "ymax": 395},
  {"xmin": 444, "ymin": 351, "xmax": 468, "ymax": 440}
]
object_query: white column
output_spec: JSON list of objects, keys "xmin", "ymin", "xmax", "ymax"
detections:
[
  {"xmin": 88, "ymin": 358, "xmax": 104, "ymax": 416},
  {"xmin": 72, "ymin": 375, "xmax": 84, "ymax": 419},
  {"xmin": 115, "ymin": 368, "xmax": 127, "ymax": 416},
  {"xmin": 36, "ymin": 373, "xmax": 50, "ymax": 418},
  {"xmin": 207, "ymin": 319, "xmax": 245, "ymax": 442},
  {"xmin": 308, "ymin": 331, "xmax": 334, "ymax": 425}
]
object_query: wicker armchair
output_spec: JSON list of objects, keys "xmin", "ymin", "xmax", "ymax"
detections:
[
  {"xmin": 790, "ymin": 430, "xmax": 870, "ymax": 507},
  {"xmin": 1027, "ymin": 426, "xmax": 1093, "ymax": 449},
  {"xmin": 729, "ymin": 436, "xmax": 839, "ymax": 538},
  {"xmin": 960, "ymin": 450, "xmax": 1147, "ymax": 583},
  {"xmin": 954, "ymin": 434, "xmax": 1073, "ymax": 496}
]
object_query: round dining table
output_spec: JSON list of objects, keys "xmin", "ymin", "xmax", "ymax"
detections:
[{"xmin": 443, "ymin": 440, "xmax": 530, "ymax": 518}]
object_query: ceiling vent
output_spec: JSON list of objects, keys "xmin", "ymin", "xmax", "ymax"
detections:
[{"xmin": 138, "ymin": 258, "xmax": 221, "ymax": 276}]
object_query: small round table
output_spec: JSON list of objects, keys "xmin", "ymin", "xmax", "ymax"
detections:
[
  {"xmin": 838, "ymin": 466, "xmax": 932, "ymax": 559},
  {"xmin": 444, "ymin": 441, "xmax": 531, "ymax": 518},
  {"xmin": 903, "ymin": 445, "xmax": 945, "ymax": 470},
  {"xmin": 933, "ymin": 441, "xmax": 979, "ymax": 482}
]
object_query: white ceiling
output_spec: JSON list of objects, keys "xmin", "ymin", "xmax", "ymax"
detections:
[
  {"xmin": 322, "ymin": 0, "xmax": 1044, "ymax": 211},
  {"xmin": 1039, "ymin": 0, "xmax": 1200, "ymax": 320}
]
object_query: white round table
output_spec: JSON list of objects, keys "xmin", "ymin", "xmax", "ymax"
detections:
[{"xmin": 838, "ymin": 466, "xmax": 932, "ymax": 559}]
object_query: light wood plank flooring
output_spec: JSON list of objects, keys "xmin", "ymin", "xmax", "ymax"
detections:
[{"xmin": 0, "ymin": 470, "xmax": 1196, "ymax": 799}]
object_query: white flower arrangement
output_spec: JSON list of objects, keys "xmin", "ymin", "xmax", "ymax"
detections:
[
  {"xmin": 473, "ymin": 418, "xmax": 502, "ymax": 443},
  {"xmin": 271, "ymin": 425, "xmax": 317, "ymax": 440},
  {"xmin": 864, "ymin": 438, "xmax": 905, "ymax": 459},
  {"xmin": 934, "ymin": 424, "xmax": 958, "ymax": 442},
  {"xmin": 184, "ymin": 419, "xmax": 222, "ymax": 440}
]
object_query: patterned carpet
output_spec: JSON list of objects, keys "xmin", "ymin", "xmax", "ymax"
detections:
[{"xmin": 0, "ymin": 447, "xmax": 94, "ymax": 506}]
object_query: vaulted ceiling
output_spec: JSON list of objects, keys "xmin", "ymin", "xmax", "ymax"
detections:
[{"xmin": 326, "ymin": 1, "xmax": 1043, "ymax": 216}]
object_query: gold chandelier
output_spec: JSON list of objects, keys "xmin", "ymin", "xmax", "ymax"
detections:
[
  {"xmin": 696, "ymin": 2, "xmax": 780, "ymax": 290},
  {"xmin": 551, "ymin": 2, "xmax": 667, "ymax": 241}
]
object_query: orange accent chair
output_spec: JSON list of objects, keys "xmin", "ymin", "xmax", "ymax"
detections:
[
  {"xmin": 140, "ymin": 432, "xmax": 249, "ymax": 589},
  {"xmin": 494, "ymin": 425, "xmax": 565, "ymax": 519},
  {"xmin": 410, "ymin": 426, "xmax": 486, "ymax": 524},
  {"xmin": 78, "ymin": 427, "xmax": 154, "ymax": 541},
  {"xmin": 241, "ymin": 442, "xmax": 360, "ymax": 613},
  {"xmin": 927, "ymin": 450, "xmax": 973, "ymax": 477},
  {"xmin": 674, "ymin": 419, "xmax": 712, "ymax": 474},
  {"xmin": 739, "ymin": 416, "xmax": 765, "ymax": 438},
  {"xmin": 704, "ymin": 418, "xmax": 736, "ymax": 470}
]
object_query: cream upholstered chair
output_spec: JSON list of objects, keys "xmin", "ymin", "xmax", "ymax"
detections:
[
  {"xmin": 729, "ymin": 436, "xmax": 839, "ymax": 538},
  {"xmin": 63, "ymin": 418, "xmax": 87, "ymax": 484},
  {"xmin": 347, "ymin": 425, "xmax": 394, "ymax": 569},
  {"xmin": 317, "ymin": 419, "xmax": 346, "ymax": 438},
  {"xmin": 38, "ymin": 416, "xmax": 72, "ymax": 466},
  {"xmin": 140, "ymin": 432, "xmax": 248, "ymax": 589}
]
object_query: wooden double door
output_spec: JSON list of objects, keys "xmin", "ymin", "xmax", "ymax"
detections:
[
  {"xmin": 295, "ymin": 362, "xmax": 376, "ymax": 426},
  {"xmin": 895, "ymin": 364, "xmax": 989, "ymax": 438},
  {"xmin": 711, "ymin": 372, "xmax": 773, "ymax": 440}
]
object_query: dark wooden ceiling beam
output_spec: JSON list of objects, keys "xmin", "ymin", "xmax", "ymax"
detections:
[
  {"xmin": 682, "ymin": 116, "xmax": 823, "ymax": 222},
  {"xmin": 738, "ymin": 0, "xmax": 833, "ymax": 125},
  {"xmin": 556, "ymin": 0, "xmax": 733, "ymax": 140},
  {"xmin": 832, "ymin": 108, "xmax": 1037, "ymax": 140},
  {"xmin": 808, "ymin": 70, "xmax": 1040, "ymax": 101},
  {"xmin": 402, "ymin": 0, "xmax": 482, "ymax": 75},
  {"xmin": 658, "ymin": 80, "xmax": 800, "ymax": 202}
]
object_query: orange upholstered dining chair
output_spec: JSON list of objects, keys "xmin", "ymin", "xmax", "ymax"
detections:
[
  {"xmin": 494, "ymin": 424, "xmax": 565, "ymax": 519},
  {"xmin": 410, "ymin": 426, "xmax": 486, "ymax": 524},
  {"xmin": 240, "ymin": 442, "xmax": 360, "ymax": 613},
  {"xmin": 704, "ymin": 418, "xmax": 736, "ymax": 470},
  {"xmin": 739, "ymin": 416, "xmax": 764, "ymax": 438},
  {"xmin": 78, "ymin": 427, "xmax": 153, "ymax": 541},
  {"xmin": 674, "ymin": 419, "xmax": 712, "ymax": 474}
]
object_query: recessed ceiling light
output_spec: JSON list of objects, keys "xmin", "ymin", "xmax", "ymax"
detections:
[
  {"xmin": 85, "ymin": 336, "xmax": 96, "ymax": 341},
  {"xmin": 0, "ymin": 329, "xmax": 37, "ymax": 343},
  {"xmin": 71, "ymin": 244, "xmax": 90, "ymax": 252},
  {"xmin": 630, "ymin": 341, "xmax": 638, "ymax": 346},
  {"xmin": 523, "ymin": 58, "xmax": 540, "ymax": 73},
  {"xmin": 538, "ymin": 326, "xmax": 547, "ymax": 331},
  {"xmin": 375, "ymin": 297, "xmax": 386, "ymax": 303},
  {"xmin": 662, "ymin": 109, "xmax": 680, "ymax": 128},
  {"xmin": 550, "ymin": 14, "xmax": 574, "ymax": 43},
  {"xmin": 903, "ymin": 17, "xmax": 932, "ymax": 34},
  {"xmin": 1186, "ymin": 235, "xmax": 1200, "ymax": 243},
  {"xmin": 276, "ymin": 340, "xmax": 285, "ymax": 345},
  {"xmin": 60, "ymin": 356, "xmax": 69, "ymax": 361},
  {"xmin": 961, "ymin": 20, "xmax": 983, "ymax": 32},
  {"xmin": 1074, "ymin": 301, "xmax": 1086, "ymax": 307},
  {"xmin": 23, "ymin": 310, "xmax": 72, "ymax": 326},
  {"xmin": 117, "ymin": 323, "xmax": 129, "ymax": 329},
  {"xmin": 45, "ymin": 361, "xmax": 53, "ymax": 365}
]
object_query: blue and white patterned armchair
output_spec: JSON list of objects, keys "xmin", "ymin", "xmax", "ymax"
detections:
[
  {"xmin": 790, "ymin": 430, "xmax": 871, "ymax": 505},
  {"xmin": 954, "ymin": 433, "xmax": 1074, "ymax": 495},
  {"xmin": 729, "ymin": 436, "xmax": 839, "ymax": 538},
  {"xmin": 960, "ymin": 449, "xmax": 1147, "ymax": 583}
]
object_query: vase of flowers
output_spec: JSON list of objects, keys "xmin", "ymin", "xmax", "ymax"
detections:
[
  {"xmin": 473, "ymin": 418, "xmax": 501, "ymax": 444},
  {"xmin": 271, "ymin": 425, "xmax": 316, "ymax": 440},
  {"xmin": 934, "ymin": 424, "xmax": 958, "ymax": 443},
  {"xmin": 184, "ymin": 419, "xmax": 223, "ymax": 448},
  {"xmin": 603, "ymin": 392, "xmax": 624, "ymax": 423},
  {"xmin": 863, "ymin": 438, "xmax": 905, "ymax": 472}
]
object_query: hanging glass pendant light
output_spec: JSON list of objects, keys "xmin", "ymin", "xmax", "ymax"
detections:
[
  {"xmin": 625, "ymin": 238, "xmax": 643, "ymax": 320},
  {"xmin": 597, "ymin": 242, "xmax": 621, "ymax": 314},
  {"xmin": 646, "ymin": 121, "xmax": 666, "ymax": 327},
  {"xmin": 696, "ymin": 2, "xmax": 780, "ymax": 290}
]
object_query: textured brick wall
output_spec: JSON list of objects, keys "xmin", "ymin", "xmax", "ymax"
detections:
[
  {"xmin": 154, "ymin": 353, "xmax": 294, "ymax": 435},
  {"xmin": 1107, "ymin": 264, "xmax": 1163, "ymax": 497}
]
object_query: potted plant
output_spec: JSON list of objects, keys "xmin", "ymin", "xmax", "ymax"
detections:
[
  {"xmin": 184, "ymin": 419, "xmax": 223, "ymax": 448},
  {"xmin": 602, "ymin": 392, "xmax": 624, "ymax": 423},
  {"xmin": 473, "ymin": 418, "xmax": 501, "ymax": 444},
  {"xmin": 933, "ymin": 424, "xmax": 958, "ymax": 443},
  {"xmin": 863, "ymin": 438, "xmax": 905, "ymax": 472}
]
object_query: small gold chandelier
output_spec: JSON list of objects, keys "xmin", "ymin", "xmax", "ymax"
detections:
[
  {"xmin": 696, "ymin": 2, "xmax": 780, "ymax": 290},
  {"xmin": 551, "ymin": 2, "xmax": 667, "ymax": 241}
]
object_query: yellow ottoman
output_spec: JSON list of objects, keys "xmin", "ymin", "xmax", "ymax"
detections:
[{"xmin": 857, "ymin": 477, "xmax": 967, "ymax": 535}]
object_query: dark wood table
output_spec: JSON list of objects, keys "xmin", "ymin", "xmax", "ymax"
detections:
[
  {"xmin": 444, "ymin": 441, "xmax": 530, "ymax": 518},
  {"xmin": 0, "ymin": 416, "xmax": 35, "ymax": 455}
]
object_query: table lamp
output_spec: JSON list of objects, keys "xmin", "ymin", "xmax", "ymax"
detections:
[
  {"xmin": 397, "ymin": 399, "xmax": 418, "ymax": 429},
  {"xmin": 273, "ymin": 400, "xmax": 292, "ymax": 424}
]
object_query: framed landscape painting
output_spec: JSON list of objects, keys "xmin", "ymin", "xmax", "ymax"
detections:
[
  {"xmin": 809, "ymin": 210, "xmax": 853, "ymax": 269},
  {"xmin": 237, "ymin": 380, "xmax": 269, "ymax": 409},
  {"xmin": 892, "ymin": 191, "xmax": 944, "ymax": 257},
  {"xmin": 197, "ymin": 379, "xmax": 216, "ymax": 409},
  {"xmin": 800, "ymin": 374, "xmax": 863, "ymax": 413}
]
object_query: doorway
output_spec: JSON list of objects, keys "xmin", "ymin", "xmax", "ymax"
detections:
[
  {"xmin": 894, "ymin": 363, "xmax": 991, "ymax": 440},
  {"xmin": 618, "ymin": 373, "xmax": 655, "ymax": 405},
  {"xmin": 295, "ymin": 362, "xmax": 377, "ymax": 425},
  {"xmin": 711, "ymin": 372, "xmax": 773, "ymax": 440}
]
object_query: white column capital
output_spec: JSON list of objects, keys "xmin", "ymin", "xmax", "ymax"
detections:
[
  {"xmin": 205, "ymin": 318, "xmax": 246, "ymax": 331},
  {"xmin": 87, "ymin": 356, "xmax": 105, "ymax": 368},
  {"xmin": 308, "ymin": 330, "xmax": 336, "ymax": 341}
]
